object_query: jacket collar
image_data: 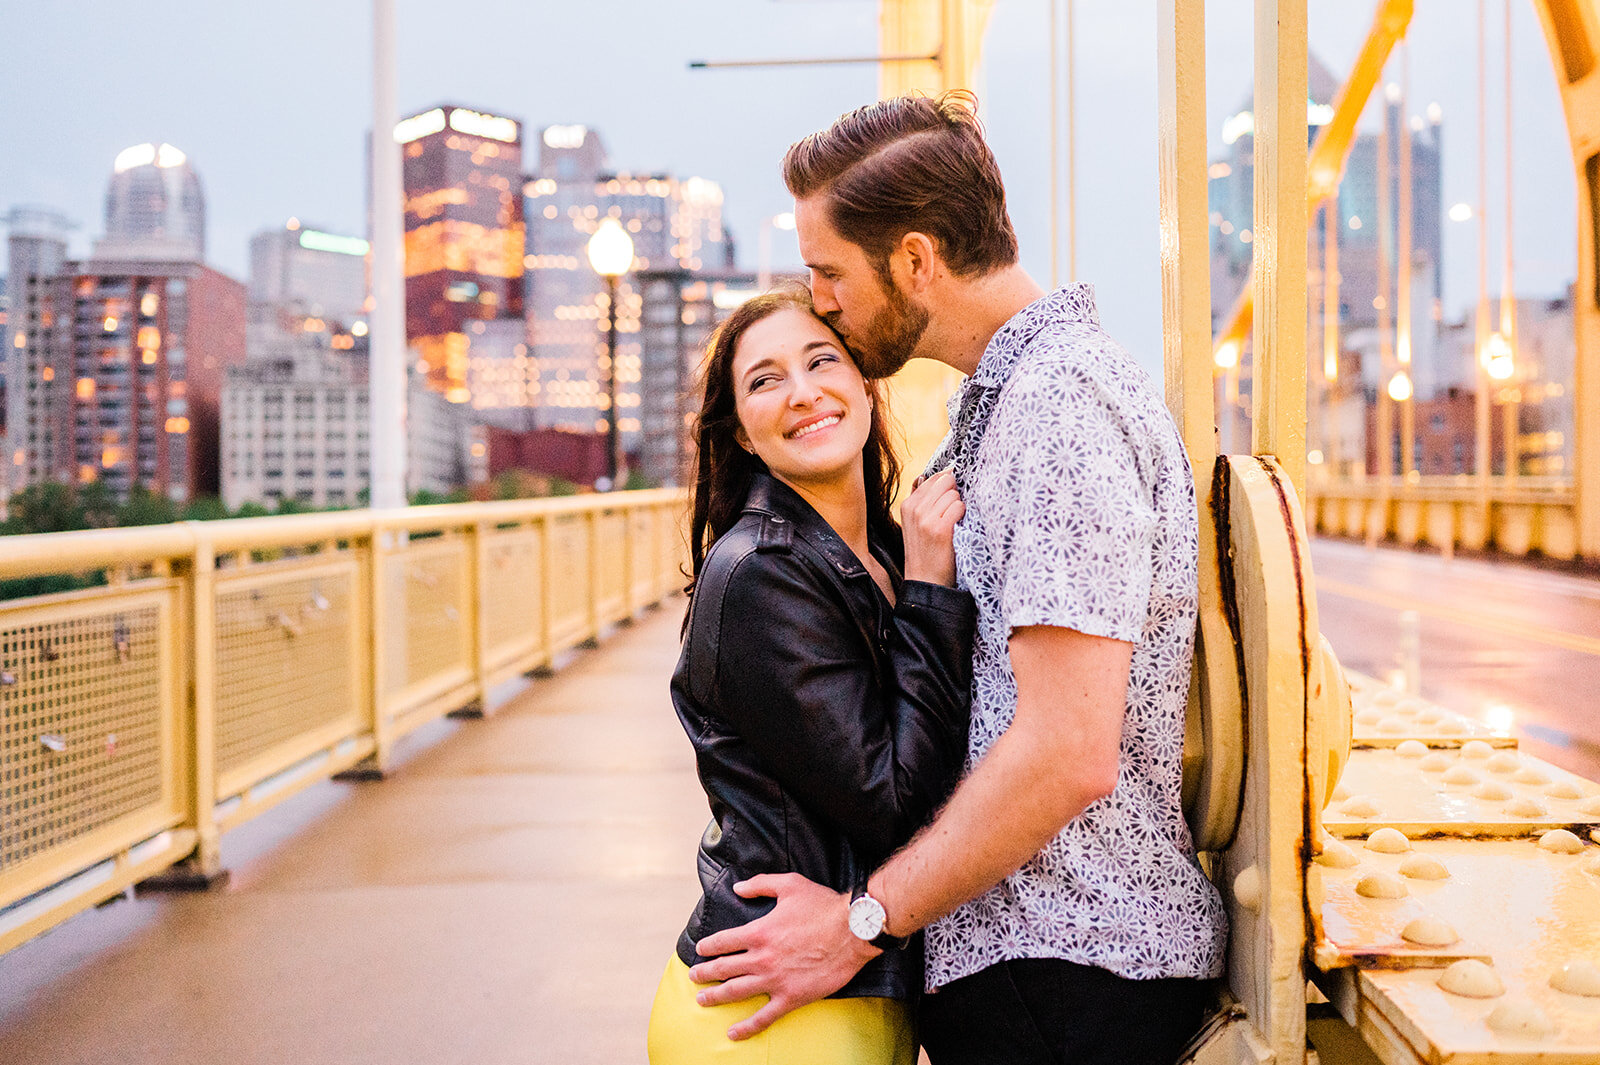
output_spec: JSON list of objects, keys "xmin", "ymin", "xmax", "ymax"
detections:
[{"xmin": 743, "ymin": 471, "xmax": 876, "ymax": 580}]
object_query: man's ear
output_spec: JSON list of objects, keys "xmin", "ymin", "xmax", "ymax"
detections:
[{"xmin": 898, "ymin": 231, "xmax": 940, "ymax": 293}]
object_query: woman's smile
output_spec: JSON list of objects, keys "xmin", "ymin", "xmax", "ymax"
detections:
[{"xmin": 787, "ymin": 413, "xmax": 844, "ymax": 440}]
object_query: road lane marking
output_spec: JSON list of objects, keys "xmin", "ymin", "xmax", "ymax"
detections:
[{"xmin": 1317, "ymin": 578, "xmax": 1600, "ymax": 658}]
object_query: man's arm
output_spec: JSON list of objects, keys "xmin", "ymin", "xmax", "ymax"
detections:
[{"xmin": 690, "ymin": 624, "xmax": 1130, "ymax": 1040}]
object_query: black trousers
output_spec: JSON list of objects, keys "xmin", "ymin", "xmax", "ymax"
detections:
[{"xmin": 918, "ymin": 958, "xmax": 1212, "ymax": 1065}]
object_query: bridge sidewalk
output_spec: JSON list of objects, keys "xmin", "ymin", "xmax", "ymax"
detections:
[{"xmin": 0, "ymin": 600, "xmax": 708, "ymax": 1065}]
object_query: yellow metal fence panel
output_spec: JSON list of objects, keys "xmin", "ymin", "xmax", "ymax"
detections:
[
  {"xmin": 396, "ymin": 534, "xmax": 470, "ymax": 694},
  {"xmin": 481, "ymin": 524, "xmax": 545, "ymax": 671},
  {"xmin": 213, "ymin": 559, "xmax": 363, "ymax": 801},
  {"xmin": 0, "ymin": 490, "xmax": 687, "ymax": 955},
  {"xmin": 597, "ymin": 509, "xmax": 629, "ymax": 624},
  {"xmin": 547, "ymin": 513, "xmax": 592, "ymax": 646},
  {"xmin": 0, "ymin": 586, "xmax": 181, "ymax": 908}
]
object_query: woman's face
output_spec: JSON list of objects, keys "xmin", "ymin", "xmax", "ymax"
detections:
[{"xmin": 730, "ymin": 307, "xmax": 873, "ymax": 492}]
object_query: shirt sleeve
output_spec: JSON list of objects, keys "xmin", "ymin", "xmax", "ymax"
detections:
[
  {"xmin": 707, "ymin": 550, "xmax": 974, "ymax": 862},
  {"xmin": 979, "ymin": 353, "xmax": 1156, "ymax": 643}
]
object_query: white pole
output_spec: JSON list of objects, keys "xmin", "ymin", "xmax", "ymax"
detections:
[
  {"xmin": 1048, "ymin": 0, "xmax": 1060, "ymax": 289},
  {"xmin": 371, "ymin": 0, "xmax": 407, "ymax": 508},
  {"xmin": 1066, "ymin": 0, "xmax": 1076, "ymax": 282}
]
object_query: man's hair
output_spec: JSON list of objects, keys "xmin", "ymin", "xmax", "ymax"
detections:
[{"xmin": 783, "ymin": 91, "xmax": 1019, "ymax": 281}]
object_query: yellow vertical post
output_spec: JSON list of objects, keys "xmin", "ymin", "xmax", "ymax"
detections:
[
  {"xmin": 1398, "ymin": 48, "xmax": 1417, "ymax": 478},
  {"xmin": 1251, "ymin": 0, "xmax": 1309, "ymax": 492},
  {"xmin": 368, "ymin": 520, "xmax": 394, "ymax": 772},
  {"xmin": 1324, "ymin": 201, "xmax": 1342, "ymax": 472},
  {"xmin": 469, "ymin": 520, "xmax": 492, "ymax": 709},
  {"xmin": 1158, "ymin": 0, "xmax": 1215, "ymax": 473},
  {"xmin": 1525, "ymin": 0, "xmax": 1599, "ymax": 557},
  {"xmin": 587, "ymin": 507, "xmax": 603, "ymax": 642},
  {"xmin": 186, "ymin": 528, "xmax": 222, "ymax": 878},
  {"xmin": 1376, "ymin": 94, "xmax": 1395, "ymax": 493},
  {"xmin": 877, "ymin": 0, "xmax": 997, "ymax": 478},
  {"xmin": 537, "ymin": 514, "xmax": 555, "ymax": 666}
]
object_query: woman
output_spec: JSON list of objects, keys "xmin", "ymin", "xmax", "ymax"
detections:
[{"xmin": 647, "ymin": 289, "xmax": 975, "ymax": 1064}]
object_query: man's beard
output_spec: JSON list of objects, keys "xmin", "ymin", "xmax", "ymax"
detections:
[{"xmin": 829, "ymin": 277, "xmax": 929, "ymax": 380}]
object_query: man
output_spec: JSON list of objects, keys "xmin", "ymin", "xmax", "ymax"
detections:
[{"xmin": 690, "ymin": 92, "xmax": 1227, "ymax": 1064}]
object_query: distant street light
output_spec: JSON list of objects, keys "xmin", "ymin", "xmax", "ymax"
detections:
[
  {"xmin": 1387, "ymin": 370, "xmax": 1414, "ymax": 403},
  {"xmin": 587, "ymin": 217, "xmax": 635, "ymax": 489}
]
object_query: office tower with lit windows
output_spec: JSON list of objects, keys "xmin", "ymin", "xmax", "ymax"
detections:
[
  {"xmin": 395, "ymin": 104, "xmax": 526, "ymax": 403},
  {"xmin": 98, "ymin": 143, "xmax": 206, "ymax": 262},
  {"xmin": 634, "ymin": 269, "xmax": 764, "ymax": 487},
  {"xmin": 249, "ymin": 222, "xmax": 370, "ymax": 327},
  {"xmin": 50, "ymin": 257, "xmax": 246, "ymax": 502},
  {"xmin": 522, "ymin": 124, "xmax": 731, "ymax": 450},
  {"xmin": 5, "ymin": 146, "xmax": 246, "ymax": 503},
  {"xmin": 5, "ymin": 208, "xmax": 74, "ymax": 489}
]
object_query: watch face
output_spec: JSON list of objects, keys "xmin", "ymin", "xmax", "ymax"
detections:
[{"xmin": 849, "ymin": 895, "xmax": 886, "ymax": 941}]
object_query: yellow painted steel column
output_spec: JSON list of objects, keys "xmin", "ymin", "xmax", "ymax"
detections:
[
  {"xmin": 469, "ymin": 520, "xmax": 491, "ymax": 706},
  {"xmin": 878, "ymin": 0, "xmax": 997, "ymax": 477},
  {"xmin": 1528, "ymin": 0, "xmax": 1599, "ymax": 556},
  {"xmin": 1251, "ymin": 0, "xmax": 1309, "ymax": 492},
  {"xmin": 185, "ymin": 527, "xmax": 222, "ymax": 877}
]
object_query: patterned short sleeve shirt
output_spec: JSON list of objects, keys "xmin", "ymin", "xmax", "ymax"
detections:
[{"xmin": 921, "ymin": 284, "xmax": 1227, "ymax": 989}]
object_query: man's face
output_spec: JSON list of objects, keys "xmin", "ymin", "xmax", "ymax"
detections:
[{"xmin": 794, "ymin": 196, "xmax": 930, "ymax": 379}]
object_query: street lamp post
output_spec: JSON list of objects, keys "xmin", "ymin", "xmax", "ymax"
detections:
[{"xmin": 587, "ymin": 217, "xmax": 635, "ymax": 490}]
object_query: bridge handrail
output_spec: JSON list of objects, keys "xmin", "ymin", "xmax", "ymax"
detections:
[{"xmin": 0, "ymin": 488, "xmax": 690, "ymax": 956}]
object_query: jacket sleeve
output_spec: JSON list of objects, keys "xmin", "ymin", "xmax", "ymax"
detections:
[{"xmin": 706, "ymin": 548, "xmax": 975, "ymax": 861}]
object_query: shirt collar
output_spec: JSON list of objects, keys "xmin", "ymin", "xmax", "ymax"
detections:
[{"xmin": 969, "ymin": 283, "xmax": 1100, "ymax": 388}]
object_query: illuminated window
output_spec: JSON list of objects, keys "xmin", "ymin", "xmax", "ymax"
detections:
[
  {"xmin": 140, "ymin": 292, "xmax": 159, "ymax": 316},
  {"xmin": 42, "ymin": 367, "xmax": 54, "ymax": 381},
  {"xmin": 103, "ymin": 316, "xmax": 119, "ymax": 332},
  {"xmin": 76, "ymin": 377, "xmax": 96, "ymax": 400}
]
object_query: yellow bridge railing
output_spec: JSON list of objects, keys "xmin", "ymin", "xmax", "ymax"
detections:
[
  {"xmin": 0, "ymin": 489, "xmax": 688, "ymax": 955},
  {"xmin": 1308, "ymin": 477, "xmax": 1582, "ymax": 560}
]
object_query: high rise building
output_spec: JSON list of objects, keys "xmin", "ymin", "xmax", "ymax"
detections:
[
  {"xmin": 98, "ymin": 143, "xmax": 206, "ymax": 261},
  {"xmin": 634, "ymin": 268, "xmax": 763, "ymax": 487},
  {"xmin": 248, "ymin": 221, "xmax": 369, "ymax": 328},
  {"xmin": 395, "ymin": 104, "xmax": 526, "ymax": 403},
  {"xmin": 50, "ymin": 257, "xmax": 247, "ymax": 501},
  {"xmin": 6, "ymin": 149, "xmax": 246, "ymax": 503},
  {"xmin": 5, "ymin": 208, "xmax": 74, "ymax": 489},
  {"xmin": 1207, "ymin": 58, "xmax": 1444, "ymax": 349},
  {"xmin": 222, "ymin": 336, "xmax": 479, "ymax": 511},
  {"xmin": 522, "ymin": 124, "xmax": 731, "ymax": 448}
]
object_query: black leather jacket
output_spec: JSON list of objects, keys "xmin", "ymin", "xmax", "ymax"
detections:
[{"xmin": 671, "ymin": 473, "xmax": 975, "ymax": 1000}]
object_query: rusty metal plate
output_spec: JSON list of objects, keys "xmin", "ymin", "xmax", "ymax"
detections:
[{"xmin": 1324, "ymin": 748, "xmax": 1600, "ymax": 839}]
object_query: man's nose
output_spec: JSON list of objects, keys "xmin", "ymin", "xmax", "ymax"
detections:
[{"xmin": 811, "ymin": 275, "xmax": 840, "ymax": 315}]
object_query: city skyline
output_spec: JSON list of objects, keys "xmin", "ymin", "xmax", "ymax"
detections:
[{"xmin": 1, "ymin": 1, "xmax": 1579, "ymax": 378}]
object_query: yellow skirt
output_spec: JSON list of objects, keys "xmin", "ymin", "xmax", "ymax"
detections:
[{"xmin": 647, "ymin": 954, "xmax": 915, "ymax": 1065}]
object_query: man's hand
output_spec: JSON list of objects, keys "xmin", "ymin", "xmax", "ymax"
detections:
[{"xmin": 689, "ymin": 873, "xmax": 880, "ymax": 1040}]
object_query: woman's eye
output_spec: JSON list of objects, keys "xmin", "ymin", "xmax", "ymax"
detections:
[
  {"xmin": 810, "ymin": 353, "xmax": 839, "ymax": 371},
  {"xmin": 748, "ymin": 375, "xmax": 775, "ymax": 392}
]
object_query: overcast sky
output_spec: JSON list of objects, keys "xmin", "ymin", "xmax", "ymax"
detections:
[{"xmin": 2, "ymin": 0, "xmax": 1575, "ymax": 376}]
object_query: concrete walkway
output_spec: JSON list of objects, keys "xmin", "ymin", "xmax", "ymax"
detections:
[{"xmin": 0, "ymin": 600, "xmax": 708, "ymax": 1065}]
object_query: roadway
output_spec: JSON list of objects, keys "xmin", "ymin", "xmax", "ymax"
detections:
[{"xmin": 1313, "ymin": 538, "xmax": 1600, "ymax": 781}]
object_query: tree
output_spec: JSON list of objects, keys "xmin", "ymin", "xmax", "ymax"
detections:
[
  {"xmin": 181, "ymin": 496, "xmax": 230, "ymax": 522},
  {"xmin": 120, "ymin": 486, "xmax": 179, "ymax": 527},
  {"xmin": 4, "ymin": 482, "xmax": 86, "ymax": 535}
]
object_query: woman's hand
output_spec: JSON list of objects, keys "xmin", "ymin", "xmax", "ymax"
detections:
[{"xmin": 901, "ymin": 469, "xmax": 964, "ymax": 587}]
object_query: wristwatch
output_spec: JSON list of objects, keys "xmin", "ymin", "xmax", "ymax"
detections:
[{"xmin": 848, "ymin": 891, "xmax": 909, "ymax": 951}]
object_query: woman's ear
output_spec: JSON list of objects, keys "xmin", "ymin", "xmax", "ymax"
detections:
[{"xmin": 734, "ymin": 426, "xmax": 753, "ymax": 454}]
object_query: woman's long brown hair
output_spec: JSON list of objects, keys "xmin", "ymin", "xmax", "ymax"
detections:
[{"xmin": 684, "ymin": 287, "xmax": 903, "ymax": 604}]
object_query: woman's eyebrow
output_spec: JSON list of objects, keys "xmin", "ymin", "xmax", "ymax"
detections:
[
  {"xmin": 802, "ymin": 340, "xmax": 839, "ymax": 355},
  {"xmin": 739, "ymin": 356, "xmax": 779, "ymax": 383}
]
